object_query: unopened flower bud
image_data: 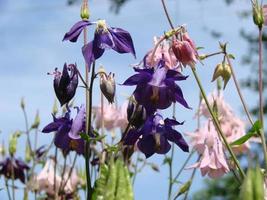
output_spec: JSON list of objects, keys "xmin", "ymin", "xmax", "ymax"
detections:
[
  {"xmin": 127, "ymin": 96, "xmax": 146, "ymax": 128},
  {"xmin": 21, "ymin": 97, "xmax": 25, "ymax": 110},
  {"xmin": 211, "ymin": 63, "xmax": 231, "ymax": 89},
  {"xmin": 252, "ymin": 0, "xmax": 264, "ymax": 28},
  {"xmin": 175, "ymin": 180, "xmax": 191, "ymax": 197},
  {"xmin": 25, "ymin": 144, "xmax": 31, "ymax": 163},
  {"xmin": 9, "ymin": 133, "xmax": 18, "ymax": 155},
  {"xmin": 0, "ymin": 141, "xmax": 5, "ymax": 157},
  {"xmin": 80, "ymin": 1, "xmax": 90, "ymax": 20},
  {"xmin": 31, "ymin": 111, "xmax": 40, "ymax": 129},
  {"xmin": 100, "ymin": 72, "xmax": 116, "ymax": 103}
]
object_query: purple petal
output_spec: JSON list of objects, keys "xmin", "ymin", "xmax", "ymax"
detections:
[
  {"xmin": 166, "ymin": 70, "xmax": 188, "ymax": 81},
  {"xmin": 69, "ymin": 105, "xmax": 85, "ymax": 139},
  {"xmin": 137, "ymin": 135, "xmax": 155, "ymax": 158},
  {"xmin": 122, "ymin": 73, "xmax": 151, "ymax": 86},
  {"xmin": 165, "ymin": 129, "xmax": 189, "ymax": 152},
  {"xmin": 63, "ymin": 20, "xmax": 92, "ymax": 42},
  {"xmin": 156, "ymin": 136, "xmax": 171, "ymax": 154},
  {"xmin": 108, "ymin": 27, "xmax": 136, "ymax": 57},
  {"xmin": 123, "ymin": 129, "xmax": 141, "ymax": 145},
  {"xmin": 164, "ymin": 118, "xmax": 184, "ymax": 126},
  {"xmin": 174, "ymin": 85, "xmax": 191, "ymax": 109},
  {"xmin": 82, "ymin": 40, "xmax": 105, "ymax": 69}
]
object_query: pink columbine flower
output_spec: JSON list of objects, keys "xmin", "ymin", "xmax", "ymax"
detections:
[
  {"xmin": 94, "ymin": 102, "xmax": 128, "ymax": 131},
  {"xmin": 145, "ymin": 37, "xmax": 180, "ymax": 70},
  {"xmin": 62, "ymin": 167, "xmax": 82, "ymax": 194},
  {"xmin": 186, "ymin": 120, "xmax": 230, "ymax": 178},
  {"xmin": 36, "ymin": 159, "xmax": 61, "ymax": 195},
  {"xmin": 172, "ymin": 32, "xmax": 198, "ymax": 68},
  {"xmin": 198, "ymin": 91, "xmax": 249, "ymax": 153}
]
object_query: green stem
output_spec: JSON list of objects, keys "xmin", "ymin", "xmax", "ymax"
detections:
[
  {"xmin": 191, "ymin": 67, "xmax": 245, "ymax": 180},
  {"xmin": 173, "ymin": 151, "xmax": 195, "ymax": 182},
  {"xmin": 167, "ymin": 143, "xmax": 175, "ymax": 200},
  {"xmin": 61, "ymin": 153, "xmax": 78, "ymax": 191},
  {"xmin": 161, "ymin": 0, "xmax": 175, "ymax": 29},
  {"xmin": 5, "ymin": 179, "xmax": 12, "ymax": 200},
  {"xmin": 226, "ymin": 53, "xmax": 267, "ymax": 170}
]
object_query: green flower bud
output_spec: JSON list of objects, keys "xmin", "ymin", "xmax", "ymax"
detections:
[
  {"xmin": 252, "ymin": 0, "xmax": 264, "ymax": 28},
  {"xmin": 253, "ymin": 165, "xmax": 264, "ymax": 200},
  {"xmin": 0, "ymin": 141, "xmax": 5, "ymax": 157},
  {"xmin": 80, "ymin": 1, "xmax": 90, "ymax": 20},
  {"xmin": 25, "ymin": 144, "xmax": 31, "ymax": 163},
  {"xmin": 240, "ymin": 168, "xmax": 254, "ymax": 200},
  {"xmin": 211, "ymin": 63, "xmax": 231, "ymax": 89},
  {"xmin": 175, "ymin": 180, "xmax": 191, "ymax": 198},
  {"xmin": 31, "ymin": 110, "xmax": 40, "ymax": 129},
  {"xmin": 8, "ymin": 131, "xmax": 21, "ymax": 156}
]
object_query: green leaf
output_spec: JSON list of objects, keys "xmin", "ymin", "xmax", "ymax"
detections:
[
  {"xmin": 231, "ymin": 120, "xmax": 262, "ymax": 146},
  {"xmin": 79, "ymin": 132, "xmax": 90, "ymax": 142}
]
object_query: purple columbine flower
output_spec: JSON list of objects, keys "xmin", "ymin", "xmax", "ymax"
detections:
[
  {"xmin": 0, "ymin": 157, "xmax": 30, "ymax": 183},
  {"xmin": 124, "ymin": 113, "xmax": 189, "ymax": 158},
  {"xmin": 63, "ymin": 20, "xmax": 136, "ymax": 68},
  {"xmin": 50, "ymin": 63, "xmax": 78, "ymax": 106},
  {"xmin": 123, "ymin": 60, "xmax": 190, "ymax": 115},
  {"xmin": 42, "ymin": 108, "xmax": 85, "ymax": 155}
]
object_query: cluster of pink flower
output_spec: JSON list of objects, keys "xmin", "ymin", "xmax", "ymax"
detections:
[{"xmin": 187, "ymin": 91, "xmax": 250, "ymax": 178}]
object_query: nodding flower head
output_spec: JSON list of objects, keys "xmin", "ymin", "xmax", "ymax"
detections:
[
  {"xmin": 100, "ymin": 72, "xmax": 116, "ymax": 104},
  {"xmin": 0, "ymin": 157, "xmax": 30, "ymax": 183},
  {"xmin": 172, "ymin": 32, "xmax": 198, "ymax": 68},
  {"xmin": 50, "ymin": 63, "xmax": 78, "ymax": 107},
  {"xmin": 63, "ymin": 19, "xmax": 136, "ymax": 69},
  {"xmin": 123, "ymin": 60, "xmax": 190, "ymax": 115},
  {"xmin": 123, "ymin": 113, "xmax": 189, "ymax": 158}
]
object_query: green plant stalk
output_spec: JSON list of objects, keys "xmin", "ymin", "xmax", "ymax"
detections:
[
  {"xmin": 226, "ymin": 54, "xmax": 267, "ymax": 170},
  {"xmin": 191, "ymin": 67, "xmax": 245, "ymax": 180},
  {"xmin": 161, "ymin": 0, "xmax": 175, "ymax": 29},
  {"xmin": 5, "ymin": 178, "xmax": 12, "ymax": 200},
  {"xmin": 167, "ymin": 143, "xmax": 175, "ymax": 200}
]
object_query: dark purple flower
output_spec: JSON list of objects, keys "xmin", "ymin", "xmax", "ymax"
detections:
[
  {"xmin": 51, "ymin": 63, "xmax": 78, "ymax": 106},
  {"xmin": 127, "ymin": 95, "xmax": 146, "ymax": 128},
  {"xmin": 42, "ymin": 109, "xmax": 85, "ymax": 155},
  {"xmin": 0, "ymin": 157, "xmax": 30, "ymax": 183},
  {"xmin": 123, "ymin": 60, "xmax": 190, "ymax": 115},
  {"xmin": 63, "ymin": 20, "xmax": 136, "ymax": 68},
  {"xmin": 124, "ymin": 113, "xmax": 189, "ymax": 158}
]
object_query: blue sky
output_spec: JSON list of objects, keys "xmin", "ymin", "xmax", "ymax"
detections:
[{"xmin": 0, "ymin": 0, "xmax": 261, "ymax": 199}]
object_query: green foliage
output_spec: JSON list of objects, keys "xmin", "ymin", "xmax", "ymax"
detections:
[
  {"xmin": 92, "ymin": 159, "xmax": 134, "ymax": 200},
  {"xmin": 192, "ymin": 174, "xmax": 240, "ymax": 200}
]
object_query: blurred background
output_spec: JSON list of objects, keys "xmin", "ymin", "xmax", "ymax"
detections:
[{"xmin": 0, "ymin": 0, "xmax": 266, "ymax": 199}]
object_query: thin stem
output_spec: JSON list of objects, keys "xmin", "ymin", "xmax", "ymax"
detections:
[
  {"xmin": 202, "ymin": 51, "xmax": 223, "ymax": 59},
  {"xmin": 182, "ymin": 156, "xmax": 200, "ymax": 200},
  {"xmin": 5, "ymin": 179, "xmax": 12, "ymax": 200},
  {"xmin": 225, "ymin": 54, "xmax": 254, "ymax": 125},
  {"xmin": 11, "ymin": 156, "xmax": 15, "ymax": 200},
  {"xmin": 167, "ymin": 143, "xmax": 175, "ymax": 200},
  {"xmin": 191, "ymin": 67, "xmax": 245, "ymax": 180},
  {"xmin": 61, "ymin": 153, "xmax": 78, "ymax": 191},
  {"xmin": 22, "ymin": 108, "xmax": 33, "ymax": 154},
  {"xmin": 226, "ymin": 53, "xmax": 267, "ymax": 170},
  {"xmin": 161, "ymin": 0, "xmax": 175, "ymax": 29},
  {"xmin": 132, "ymin": 152, "xmax": 140, "ymax": 185},
  {"xmin": 173, "ymin": 151, "xmax": 194, "ymax": 182},
  {"xmin": 59, "ymin": 156, "xmax": 67, "ymax": 194},
  {"xmin": 259, "ymin": 28, "xmax": 264, "ymax": 128}
]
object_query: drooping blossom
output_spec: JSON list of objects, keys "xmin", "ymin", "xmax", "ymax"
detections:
[
  {"xmin": 0, "ymin": 157, "xmax": 29, "ymax": 183},
  {"xmin": 100, "ymin": 72, "xmax": 116, "ymax": 103},
  {"xmin": 198, "ymin": 91, "xmax": 249, "ymax": 153},
  {"xmin": 94, "ymin": 103, "xmax": 128, "ymax": 131},
  {"xmin": 63, "ymin": 20, "xmax": 136, "ymax": 68},
  {"xmin": 172, "ymin": 32, "xmax": 198, "ymax": 68},
  {"xmin": 145, "ymin": 37, "xmax": 180, "ymax": 70},
  {"xmin": 124, "ymin": 113, "xmax": 189, "ymax": 158},
  {"xmin": 36, "ymin": 158, "xmax": 61, "ymax": 196},
  {"xmin": 42, "ymin": 107, "xmax": 85, "ymax": 155},
  {"xmin": 50, "ymin": 63, "xmax": 78, "ymax": 106},
  {"xmin": 186, "ymin": 120, "xmax": 230, "ymax": 178},
  {"xmin": 123, "ymin": 60, "xmax": 190, "ymax": 115}
]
